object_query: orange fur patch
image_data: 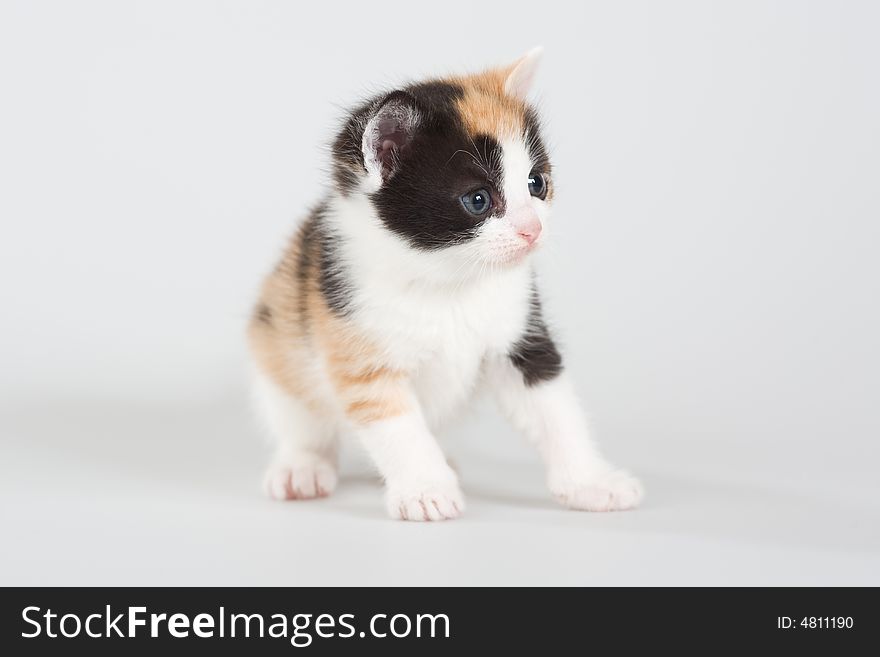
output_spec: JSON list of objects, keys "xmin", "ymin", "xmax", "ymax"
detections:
[
  {"xmin": 314, "ymin": 307, "xmax": 410, "ymax": 425},
  {"xmin": 448, "ymin": 67, "xmax": 527, "ymax": 140},
  {"xmin": 248, "ymin": 219, "xmax": 410, "ymax": 426}
]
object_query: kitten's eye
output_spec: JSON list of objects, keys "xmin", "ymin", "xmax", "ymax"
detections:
[
  {"xmin": 460, "ymin": 189, "xmax": 492, "ymax": 216},
  {"xmin": 528, "ymin": 172, "xmax": 547, "ymax": 199}
]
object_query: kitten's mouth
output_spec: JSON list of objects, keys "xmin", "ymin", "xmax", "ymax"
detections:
[{"xmin": 497, "ymin": 241, "xmax": 539, "ymax": 266}]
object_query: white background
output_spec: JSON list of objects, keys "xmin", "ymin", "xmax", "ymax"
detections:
[{"xmin": 1, "ymin": 0, "xmax": 878, "ymax": 585}]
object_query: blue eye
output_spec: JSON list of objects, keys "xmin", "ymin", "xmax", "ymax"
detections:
[
  {"xmin": 528, "ymin": 172, "xmax": 546, "ymax": 198},
  {"xmin": 460, "ymin": 189, "xmax": 492, "ymax": 216}
]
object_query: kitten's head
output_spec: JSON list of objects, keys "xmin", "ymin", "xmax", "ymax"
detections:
[{"xmin": 333, "ymin": 49, "xmax": 552, "ymax": 270}]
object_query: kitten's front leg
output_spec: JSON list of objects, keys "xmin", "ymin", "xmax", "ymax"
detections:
[
  {"xmin": 320, "ymin": 323, "xmax": 463, "ymax": 520},
  {"xmin": 353, "ymin": 409, "xmax": 464, "ymax": 521},
  {"xmin": 328, "ymin": 363, "xmax": 459, "ymax": 521},
  {"xmin": 487, "ymin": 353, "xmax": 644, "ymax": 512}
]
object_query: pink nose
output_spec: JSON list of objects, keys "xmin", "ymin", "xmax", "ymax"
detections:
[
  {"xmin": 512, "ymin": 212, "xmax": 542, "ymax": 245},
  {"xmin": 518, "ymin": 226, "xmax": 541, "ymax": 245}
]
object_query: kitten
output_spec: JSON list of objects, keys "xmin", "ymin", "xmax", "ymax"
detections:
[{"xmin": 248, "ymin": 49, "xmax": 643, "ymax": 521}]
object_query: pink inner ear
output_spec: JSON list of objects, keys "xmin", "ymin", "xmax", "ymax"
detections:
[
  {"xmin": 375, "ymin": 120, "xmax": 411, "ymax": 174},
  {"xmin": 377, "ymin": 118, "xmax": 408, "ymax": 147},
  {"xmin": 377, "ymin": 137, "xmax": 400, "ymax": 174},
  {"xmin": 368, "ymin": 96, "xmax": 417, "ymax": 179}
]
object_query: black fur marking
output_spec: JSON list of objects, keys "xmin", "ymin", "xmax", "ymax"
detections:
[
  {"xmin": 295, "ymin": 205, "xmax": 352, "ymax": 317},
  {"xmin": 373, "ymin": 128, "xmax": 505, "ymax": 249},
  {"xmin": 332, "ymin": 84, "xmax": 466, "ymax": 195},
  {"xmin": 331, "ymin": 98, "xmax": 377, "ymax": 194},
  {"xmin": 255, "ymin": 303, "xmax": 272, "ymax": 325},
  {"xmin": 523, "ymin": 106, "xmax": 551, "ymax": 176},
  {"xmin": 379, "ymin": 81, "xmax": 508, "ymax": 249},
  {"xmin": 402, "ymin": 81, "xmax": 465, "ymax": 117},
  {"xmin": 509, "ymin": 288, "xmax": 563, "ymax": 386},
  {"xmin": 317, "ymin": 229, "xmax": 351, "ymax": 315},
  {"xmin": 332, "ymin": 81, "xmax": 512, "ymax": 250},
  {"xmin": 331, "ymin": 81, "xmax": 553, "ymax": 251}
]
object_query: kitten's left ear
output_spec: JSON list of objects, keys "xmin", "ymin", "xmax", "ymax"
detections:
[{"xmin": 504, "ymin": 46, "xmax": 544, "ymax": 100}]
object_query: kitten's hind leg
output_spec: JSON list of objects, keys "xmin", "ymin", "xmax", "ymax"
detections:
[{"xmin": 252, "ymin": 370, "xmax": 339, "ymax": 500}]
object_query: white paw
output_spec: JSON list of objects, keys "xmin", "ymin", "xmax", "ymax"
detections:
[
  {"xmin": 550, "ymin": 469, "xmax": 644, "ymax": 512},
  {"xmin": 385, "ymin": 482, "xmax": 465, "ymax": 521},
  {"xmin": 263, "ymin": 456, "xmax": 337, "ymax": 501}
]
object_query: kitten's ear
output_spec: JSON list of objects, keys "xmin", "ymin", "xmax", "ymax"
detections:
[
  {"xmin": 504, "ymin": 46, "xmax": 544, "ymax": 100},
  {"xmin": 362, "ymin": 91, "xmax": 420, "ymax": 186}
]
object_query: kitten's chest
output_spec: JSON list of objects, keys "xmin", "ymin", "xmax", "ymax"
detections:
[
  {"xmin": 356, "ymin": 269, "xmax": 532, "ymax": 420},
  {"xmin": 369, "ymin": 270, "xmax": 530, "ymax": 362}
]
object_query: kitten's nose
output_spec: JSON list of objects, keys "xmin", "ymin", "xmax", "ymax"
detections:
[{"xmin": 510, "ymin": 210, "xmax": 542, "ymax": 246}]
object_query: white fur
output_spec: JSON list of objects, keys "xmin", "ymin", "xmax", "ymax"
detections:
[
  {"xmin": 253, "ymin": 370, "xmax": 339, "ymax": 500},
  {"xmin": 485, "ymin": 363, "xmax": 643, "ymax": 511},
  {"xmin": 357, "ymin": 412, "xmax": 464, "ymax": 521}
]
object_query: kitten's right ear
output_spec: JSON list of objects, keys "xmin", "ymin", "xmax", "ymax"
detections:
[
  {"xmin": 361, "ymin": 91, "xmax": 420, "ymax": 188},
  {"xmin": 504, "ymin": 46, "xmax": 543, "ymax": 100}
]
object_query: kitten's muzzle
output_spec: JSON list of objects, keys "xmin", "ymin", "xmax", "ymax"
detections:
[{"xmin": 509, "ymin": 208, "xmax": 542, "ymax": 246}]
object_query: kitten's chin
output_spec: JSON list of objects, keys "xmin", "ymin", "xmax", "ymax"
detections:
[{"xmin": 493, "ymin": 241, "xmax": 539, "ymax": 268}]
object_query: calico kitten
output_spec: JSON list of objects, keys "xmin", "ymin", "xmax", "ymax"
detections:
[{"xmin": 248, "ymin": 49, "xmax": 643, "ymax": 520}]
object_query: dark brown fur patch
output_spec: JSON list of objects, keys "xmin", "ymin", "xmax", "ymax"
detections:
[
  {"xmin": 255, "ymin": 302, "xmax": 272, "ymax": 325},
  {"xmin": 508, "ymin": 285, "xmax": 563, "ymax": 385}
]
